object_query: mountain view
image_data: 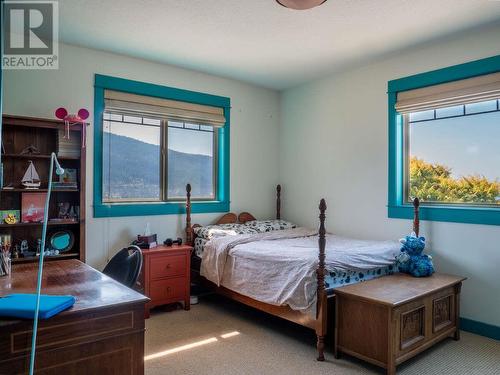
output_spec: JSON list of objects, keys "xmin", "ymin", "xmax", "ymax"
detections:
[{"xmin": 102, "ymin": 133, "xmax": 213, "ymax": 201}]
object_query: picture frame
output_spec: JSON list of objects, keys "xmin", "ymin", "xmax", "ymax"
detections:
[
  {"xmin": 0, "ymin": 210, "xmax": 21, "ymax": 224},
  {"xmin": 59, "ymin": 168, "xmax": 77, "ymax": 184},
  {"xmin": 21, "ymin": 192, "xmax": 47, "ymax": 223}
]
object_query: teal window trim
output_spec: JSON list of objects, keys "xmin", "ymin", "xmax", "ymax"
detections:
[
  {"xmin": 93, "ymin": 74, "xmax": 230, "ymax": 218},
  {"xmin": 387, "ymin": 55, "xmax": 500, "ymax": 226}
]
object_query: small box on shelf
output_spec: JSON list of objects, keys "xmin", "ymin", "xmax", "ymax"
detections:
[{"xmin": 57, "ymin": 129, "xmax": 81, "ymax": 158}]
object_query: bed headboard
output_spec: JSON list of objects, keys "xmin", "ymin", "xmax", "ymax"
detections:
[
  {"xmin": 237, "ymin": 212, "xmax": 256, "ymax": 223},
  {"xmin": 184, "ymin": 184, "xmax": 421, "ymax": 246},
  {"xmin": 276, "ymin": 184, "xmax": 281, "ymax": 220},
  {"xmin": 185, "ymin": 184, "xmax": 283, "ymax": 246}
]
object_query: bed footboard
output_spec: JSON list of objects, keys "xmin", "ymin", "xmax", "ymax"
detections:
[
  {"xmin": 186, "ymin": 183, "xmax": 193, "ymax": 245},
  {"xmin": 184, "ymin": 183, "xmax": 330, "ymax": 362},
  {"xmin": 316, "ymin": 198, "xmax": 327, "ymax": 361}
]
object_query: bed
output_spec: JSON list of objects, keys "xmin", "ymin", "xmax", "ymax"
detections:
[{"xmin": 185, "ymin": 184, "xmax": 420, "ymax": 361}]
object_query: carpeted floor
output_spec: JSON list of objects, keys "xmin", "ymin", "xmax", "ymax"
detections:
[{"xmin": 145, "ymin": 295, "xmax": 500, "ymax": 375}]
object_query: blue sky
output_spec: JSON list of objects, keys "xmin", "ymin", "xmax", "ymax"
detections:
[
  {"xmin": 104, "ymin": 119, "xmax": 213, "ymax": 156},
  {"xmin": 410, "ymin": 111, "xmax": 500, "ymax": 181},
  {"xmin": 168, "ymin": 127, "xmax": 213, "ymax": 156}
]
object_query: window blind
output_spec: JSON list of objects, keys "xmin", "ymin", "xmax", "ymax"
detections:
[
  {"xmin": 395, "ymin": 71, "xmax": 500, "ymax": 114},
  {"xmin": 104, "ymin": 90, "xmax": 226, "ymax": 127}
]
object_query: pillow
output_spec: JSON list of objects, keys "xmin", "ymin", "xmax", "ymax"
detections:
[
  {"xmin": 193, "ymin": 223, "xmax": 259, "ymax": 240},
  {"xmin": 194, "ymin": 237, "xmax": 208, "ymax": 257},
  {"xmin": 243, "ymin": 219, "xmax": 297, "ymax": 233}
]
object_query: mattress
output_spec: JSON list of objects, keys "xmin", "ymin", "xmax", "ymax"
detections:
[
  {"xmin": 195, "ymin": 237, "xmax": 396, "ymax": 293},
  {"xmin": 324, "ymin": 264, "xmax": 397, "ymax": 295},
  {"xmin": 199, "ymin": 229, "xmax": 401, "ymax": 314}
]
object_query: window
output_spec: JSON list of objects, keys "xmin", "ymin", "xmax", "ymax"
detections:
[
  {"xmin": 167, "ymin": 121, "xmax": 216, "ymax": 200},
  {"xmin": 94, "ymin": 75, "xmax": 230, "ymax": 217},
  {"xmin": 388, "ymin": 55, "xmax": 500, "ymax": 225},
  {"xmin": 102, "ymin": 113, "xmax": 217, "ymax": 203},
  {"xmin": 405, "ymin": 100, "xmax": 500, "ymax": 206},
  {"xmin": 103, "ymin": 113, "xmax": 162, "ymax": 202}
]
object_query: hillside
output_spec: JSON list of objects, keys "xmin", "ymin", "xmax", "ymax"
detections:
[{"xmin": 102, "ymin": 133, "xmax": 213, "ymax": 200}]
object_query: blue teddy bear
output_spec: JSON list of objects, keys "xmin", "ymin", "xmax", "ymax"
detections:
[{"xmin": 397, "ymin": 233, "xmax": 435, "ymax": 277}]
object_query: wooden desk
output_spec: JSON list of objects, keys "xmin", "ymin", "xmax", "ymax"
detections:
[
  {"xmin": 0, "ymin": 259, "xmax": 149, "ymax": 375},
  {"xmin": 334, "ymin": 273, "xmax": 466, "ymax": 375}
]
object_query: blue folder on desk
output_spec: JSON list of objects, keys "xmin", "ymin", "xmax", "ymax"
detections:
[{"xmin": 0, "ymin": 294, "xmax": 76, "ymax": 319}]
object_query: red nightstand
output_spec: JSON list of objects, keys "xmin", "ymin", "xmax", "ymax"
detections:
[{"xmin": 140, "ymin": 244, "xmax": 192, "ymax": 318}]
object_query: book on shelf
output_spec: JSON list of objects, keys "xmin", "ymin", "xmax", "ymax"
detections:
[
  {"xmin": 52, "ymin": 182, "xmax": 78, "ymax": 189},
  {"xmin": 49, "ymin": 218, "xmax": 78, "ymax": 223},
  {"xmin": 57, "ymin": 130, "xmax": 81, "ymax": 158}
]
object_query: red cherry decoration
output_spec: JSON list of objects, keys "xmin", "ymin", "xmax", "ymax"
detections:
[
  {"xmin": 78, "ymin": 108, "xmax": 89, "ymax": 120},
  {"xmin": 55, "ymin": 107, "xmax": 68, "ymax": 119}
]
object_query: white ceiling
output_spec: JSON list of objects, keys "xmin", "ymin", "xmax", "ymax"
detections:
[{"xmin": 60, "ymin": 0, "xmax": 500, "ymax": 90}]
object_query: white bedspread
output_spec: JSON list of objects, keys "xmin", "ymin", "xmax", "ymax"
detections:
[{"xmin": 200, "ymin": 228, "xmax": 400, "ymax": 314}]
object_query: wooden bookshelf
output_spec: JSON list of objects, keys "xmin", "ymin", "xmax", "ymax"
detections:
[
  {"xmin": 1, "ymin": 188, "xmax": 79, "ymax": 192},
  {"xmin": 0, "ymin": 115, "xmax": 86, "ymax": 263},
  {"xmin": 0, "ymin": 220, "xmax": 79, "ymax": 228},
  {"xmin": 1, "ymin": 153, "xmax": 80, "ymax": 160}
]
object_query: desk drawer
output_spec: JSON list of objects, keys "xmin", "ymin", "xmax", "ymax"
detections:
[
  {"xmin": 6, "ymin": 310, "xmax": 136, "ymax": 355},
  {"xmin": 150, "ymin": 277, "xmax": 186, "ymax": 302},
  {"xmin": 150, "ymin": 254, "xmax": 186, "ymax": 280}
]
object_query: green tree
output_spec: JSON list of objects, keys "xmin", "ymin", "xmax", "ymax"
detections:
[{"xmin": 409, "ymin": 157, "xmax": 500, "ymax": 205}]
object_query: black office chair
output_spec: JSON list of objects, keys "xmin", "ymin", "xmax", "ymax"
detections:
[{"xmin": 103, "ymin": 245, "xmax": 143, "ymax": 288}]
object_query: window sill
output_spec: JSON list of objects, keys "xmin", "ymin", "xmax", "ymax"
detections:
[
  {"xmin": 94, "ymin": 200, "xmax": 229, "ymax": 218},
  {"xmin": 388, "ymin": 204, "xmax": 500, "ymax": 226}
]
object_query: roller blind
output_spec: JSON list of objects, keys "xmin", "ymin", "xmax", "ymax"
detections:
[
  {"xmin": 395, "ymin": 71, "xmax": 500, "ymax": 114},
  {"xmin": 104, "ymin": 90, "xmax": 226, "ymax": 127}
]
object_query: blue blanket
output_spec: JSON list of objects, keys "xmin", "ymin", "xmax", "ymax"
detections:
[{"xmin": 0, "ymin": 294, "xmax": 76, "ymax": 319}]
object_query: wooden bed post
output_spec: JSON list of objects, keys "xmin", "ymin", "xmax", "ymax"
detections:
[
  {"xmin": 316, "ymin": 198, "xmax": 327, "ymax": 361},
  {"xmin": 186, "ymin": 183, "xmax": 193, "ymax": 246},
  {"xmin": 413, "ymin": 197, "xmax": 420, "ymax": 237},
  {"xmin": 276, "ymin": 184, "xmax": 281, "ymax": 220}
]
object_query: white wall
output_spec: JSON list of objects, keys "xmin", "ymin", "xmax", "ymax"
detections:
[
  {"xmin": 4, "ymin": 25, "xmax": 499, "ymax": 327},
  {"xmin": 3, "ymin": 43, "xmax": 281, "ymax": 268},
  {"xmin": 280, "ymin": 24, "xmax": 500, "ymax": 326}
]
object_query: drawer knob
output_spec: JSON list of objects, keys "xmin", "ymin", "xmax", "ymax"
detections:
[
  {"xmin": 166, "ymin": 264, "xmax": 171, "ymax": 269},
  {"xmin": 166, "ymin": 287, "xmax": 171, "ymax": 293}
]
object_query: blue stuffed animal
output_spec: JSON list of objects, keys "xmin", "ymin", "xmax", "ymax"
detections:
[{"xmin": 396, "ymin": 232, "xmax": 435, "ymax": 277}]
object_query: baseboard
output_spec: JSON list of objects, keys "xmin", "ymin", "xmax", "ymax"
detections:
[{"xmin": 460, "ymin": 318, "xmax": 500, "ymax": 341}]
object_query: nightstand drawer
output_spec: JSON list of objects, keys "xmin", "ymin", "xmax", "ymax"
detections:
[
  {"xmin": 150, "ymin": 277, "xmax": 186, "ymax": 302},
  {"xmin": 141, "ymin": 244, "xmax": 193, "ymax": 317},
  {"xmin": 150, "ymin": 255, "xmax": 186, "ymax": 280}
]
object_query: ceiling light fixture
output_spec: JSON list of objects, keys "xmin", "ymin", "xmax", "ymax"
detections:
[{"xmin": 276, "ymin": 0, "xmax": 327, "ymax": 10}]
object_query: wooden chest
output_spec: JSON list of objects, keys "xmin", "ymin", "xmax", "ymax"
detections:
[
  {"xmin": 334, "ymin": 273, "xmax": 466, "ymax": 375},
  {"xmin": 140, "ymin": 244, "xmax": 192, "ymax": 318}
]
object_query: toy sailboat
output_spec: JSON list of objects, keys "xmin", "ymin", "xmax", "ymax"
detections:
[{"xmin": 22, "ymin": 161, "xmax": 41, "ymax": 189}]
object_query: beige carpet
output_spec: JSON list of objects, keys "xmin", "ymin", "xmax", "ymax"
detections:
[{"xmin": 145, "ymin": 295, "xmax": 500, "ymax": 375}]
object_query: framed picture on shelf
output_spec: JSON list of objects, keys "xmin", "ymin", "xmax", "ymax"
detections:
[
  {"xmin": 0, "ymin": 210, "xmax": 20, "ymax": 224},
  {"xmin": 59, "ymin": 168, "xmax": 77, "ymax": 184},
  {"xmin": 21, "ymin": 192, "xmax": 46, "ymax": 223}
]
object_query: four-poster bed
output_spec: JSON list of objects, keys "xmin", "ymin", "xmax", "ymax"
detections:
[{"xmin": 184, "ymin": 184, "xmax": 421, "ymax": 361}]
